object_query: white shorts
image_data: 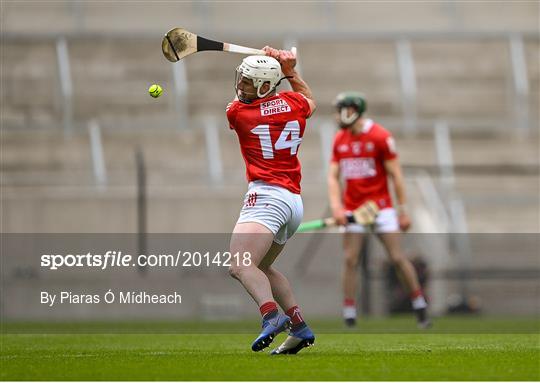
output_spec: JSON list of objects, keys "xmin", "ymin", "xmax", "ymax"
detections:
[
  {"xmin": 236, "ymin": 181, "xmax": 303, "ymax": 245},
  {"xmin": 345, "ymin": 207, "xmax": 399, "ymax": 233}
]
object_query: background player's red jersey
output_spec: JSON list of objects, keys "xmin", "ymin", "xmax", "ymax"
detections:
[
  {"xmin": 331, "ymin": 119, "xmax": 398, "ymax": 210},
  {"xmin": 227, "ymin": 91, "xmax": 311, "ymax": 194}
]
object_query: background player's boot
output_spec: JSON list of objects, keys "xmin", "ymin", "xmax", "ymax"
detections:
[
  {"xmin": 271, "ymin": 324, "xmax": 315, "ymax": 355},
  {"xmin": 344, "ymin": 317, "xmax": 356, "ymax": 327},
  {"xmin": 415, "ymin": 307, "xmax": 432, "ymax": 329},
  {"xmin": 343, "ymin": 305, "xmax": 357, "ymax": 327},
  {"xmin": 251, "ymin": 313, "xmax": 291, "ymax": 352}
]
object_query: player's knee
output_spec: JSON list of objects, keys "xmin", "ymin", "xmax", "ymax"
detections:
[
  {"xmin": 259, "ymin": 264, "xmax": 273, "ymax": 276},
  {"xmin": 389, "ymin": 253, "xmax": 405, "ymax": 267},
  {"xmin": 344, "ymin": 253, "xmax": 359, "ymax": 269},
  {"xmin": 228, "ymin": 264, "xmax": 244, "ymax": 280}
]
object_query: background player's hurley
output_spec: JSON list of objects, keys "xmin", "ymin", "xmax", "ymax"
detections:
[
  {"xmin": 162, "ymin": 27, "xmax": 265, "ymax": 62},
  {"xmin": 297, "ymin": 200, "xmax": 379, "ymax": 232}
]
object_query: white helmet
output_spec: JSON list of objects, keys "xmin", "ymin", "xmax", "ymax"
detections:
[{"xmin": 235, "ymin": 55, "xmax": 282, "ymax": 99}]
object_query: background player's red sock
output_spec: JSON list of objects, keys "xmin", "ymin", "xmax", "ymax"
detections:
[
  {"xmin": 260, "ymin": 301, "xmax": 278, "ymax": 320},
  {"xmin": 286, "ymin": 305, "xmax": 306, "ymax": 331}
]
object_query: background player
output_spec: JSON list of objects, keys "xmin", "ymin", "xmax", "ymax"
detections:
[
  {"xmin": 227, "ymin": 47, "xmax": 317, "ymax": 354},
  {"xmin": 327, "ymin": 92, "xmax": 431, "ymax": 329}
]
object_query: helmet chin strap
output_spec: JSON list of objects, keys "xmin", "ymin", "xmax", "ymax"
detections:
[{"xmin": 339, "ymin": 108, "xmax": 360, "ymax": 128}]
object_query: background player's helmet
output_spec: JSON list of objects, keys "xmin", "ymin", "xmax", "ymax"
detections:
[
  {"xmin": 334, "ymin": 92, "xmax": 367, "ymax": 128},
  {"xmin": 235, "ymin": 56, "xmax": 282, "ymax": 101}
]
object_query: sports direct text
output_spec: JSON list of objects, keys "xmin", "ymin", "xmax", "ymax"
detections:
[
  {"xmin": 40, "ymin": 251, "xmax": 252, "ymax": 270},
  {"xmin": 260, "ymin": 98, "xmax": 291, "ymax": 116}
]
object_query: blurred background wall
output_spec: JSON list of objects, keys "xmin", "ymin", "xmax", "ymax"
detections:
[{"xmin": 1, "ymin": 1, "xmax": 539, "ymax": 318}]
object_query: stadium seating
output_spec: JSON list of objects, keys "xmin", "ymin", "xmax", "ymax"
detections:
[
  {"xmin": 2, "ymin": 2, "xmax": 537, "ymax": 35},
  {"xmin": 3, "ymin": 37, "xmax": 538, "ymax": 130}
]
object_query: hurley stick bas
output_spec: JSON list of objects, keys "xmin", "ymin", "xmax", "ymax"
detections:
[{"xmin": 162, "ymin": 27, "xmax": 266, "ymax": 62}]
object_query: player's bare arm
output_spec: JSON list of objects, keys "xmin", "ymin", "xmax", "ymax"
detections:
[
  {"xmin": 384, "ymin": 158, "xmax": 411, "ymax": 231},
  {"xmin": 263, "ymin": 46, "xmax": 316, "ymax": 117},
  {"xmin": 327, "ymin": 162, "xmax": 347, "ymax": 226}
]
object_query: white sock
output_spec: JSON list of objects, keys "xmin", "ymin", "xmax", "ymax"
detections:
[
  {"xmin": 412, "ymin": 296, "xmax": 427, "ymax": 310},
  {"xmin": 343, "ymin": 306, "xmax": 357, "ymax": 319}
]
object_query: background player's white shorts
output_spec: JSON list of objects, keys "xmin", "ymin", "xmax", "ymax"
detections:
[
  {"xmin": 345, "ymin": 207, "xmax": 399, "ymax": 233},
  {"xmin": 236, "ymin": 181, "xmax": 303, "ymax": 245}
]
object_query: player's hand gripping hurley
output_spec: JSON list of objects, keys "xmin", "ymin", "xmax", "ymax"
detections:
[
  {"xmin": 162, "ymin": 27, "xmax": 266, "ymax": 62},
  {"xmin": 297, "ymin": 200, "xmax": 379, "ymax": 232}
]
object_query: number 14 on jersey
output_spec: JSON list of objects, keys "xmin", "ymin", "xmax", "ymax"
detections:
[{"xmin": 251, "ymin": 120, "xmax": 302, "ymax": 160}]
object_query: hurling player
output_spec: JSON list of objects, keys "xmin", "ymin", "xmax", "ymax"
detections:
[
  {"xmin": 328, "ymin": 92, "xmax": 431, "ymax": 329},
  {"xmin": 226, "ymin": 47, "xmax": 317, "ymax": 354}
]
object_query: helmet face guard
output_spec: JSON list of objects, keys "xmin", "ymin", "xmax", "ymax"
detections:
[
  {"xmin": 334, "ymin": 92, "xmax": 367, "ymax": 128},
  {"xmin": 339, "ymin": 108, "xmax": 360, "ymax": 128},
  {"xmin": 234, "ymin": 71, "xmax": 260, "ymax": 104}
]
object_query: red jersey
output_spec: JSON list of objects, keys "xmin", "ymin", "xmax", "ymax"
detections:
[
  {"xmin": 331, "ymin": 119, "xmax": 398, "ymax": 211},
  {"xmin": 227, "ymin": 91, "xmax": 311, "ymax": 194}
]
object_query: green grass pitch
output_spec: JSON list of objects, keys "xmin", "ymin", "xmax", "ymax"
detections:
[{"xmin": 1, "ymin": 317, "xmax": 539, "ymax": 380}]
